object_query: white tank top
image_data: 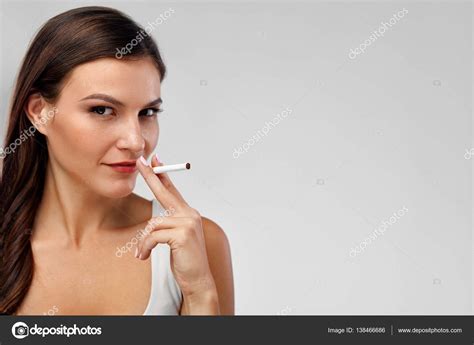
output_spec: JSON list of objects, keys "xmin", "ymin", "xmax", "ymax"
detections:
[{"xmin": 142, "ymin": 199, "xmax": 183, "ymax": 315}]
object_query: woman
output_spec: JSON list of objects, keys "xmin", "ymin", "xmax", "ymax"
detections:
[{"xmin": 0, "ymin": 6, "xmax": 234, "ymax": 315}]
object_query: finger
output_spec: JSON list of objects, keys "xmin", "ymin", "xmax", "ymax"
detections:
[
  {"xmin": 136, "ymin": 156, "xmax": 185, "ymax": 212},
  {"xmin": 151, "ymin": 154, "xmax": 189, "ymax": 206},
  {"xmin": 138, "ymin": 229, "xmax": 176, "ymax": 260},
  {"xmin": 136, "ymin": 216, "xmax": 188, "ymax": 259}
]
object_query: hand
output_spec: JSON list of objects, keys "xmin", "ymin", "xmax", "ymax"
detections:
[{"xmin": 135, "ymin": 154, "xmax": 217, "ymax": 299}]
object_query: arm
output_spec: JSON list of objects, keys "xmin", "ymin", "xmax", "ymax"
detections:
[{"xmin": 180, "ymin": 217, "xmax": 234, "ymax": 315}]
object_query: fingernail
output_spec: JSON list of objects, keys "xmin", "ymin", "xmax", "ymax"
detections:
[
  {"xmin": 134, "ymin": 247, "xmax": 139, "ymax": 258},
  {"xmin": 138, "ymin": 253, "xmax": 143, "ymax": 260},
  {"xmin": 139, "ymin": 156, "xmax": 148, "ymax": 166},
  {"xmin": 154, "ymin": 153, "xmax": 161, "ymax": 163}
]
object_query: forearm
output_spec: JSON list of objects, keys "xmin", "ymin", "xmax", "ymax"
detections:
[{"xmin": 181, "ymin": 289, "xmax": 220, "ymax": 315}]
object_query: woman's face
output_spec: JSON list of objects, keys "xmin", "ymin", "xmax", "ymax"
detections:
[{"xmin": 44, "ymin": 57, "xmax": 162, "ymax": 198}]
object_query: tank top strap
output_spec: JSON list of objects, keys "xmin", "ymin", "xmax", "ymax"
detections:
[{"xmin": 143, "ymin": 199, "xmax": 183, "ymax": 315}]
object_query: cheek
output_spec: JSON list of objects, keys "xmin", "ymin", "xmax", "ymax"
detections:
[{"xmin": 48, "ymin": 115, "xmax": 109, "ymax": 170}]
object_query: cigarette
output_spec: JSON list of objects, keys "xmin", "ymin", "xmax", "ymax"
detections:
[{"xmin": 152, "ymin": 163, "xmax": 191, "ymax": 174}]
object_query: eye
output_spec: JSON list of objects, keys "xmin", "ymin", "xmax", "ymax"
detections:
[
  {"xmin": 90, "ymin": 106, "xmax": 114, "ymax": 116},
  {"xmin": 139, "ymin": 108, "xmax": 163, "ymax": 117}
]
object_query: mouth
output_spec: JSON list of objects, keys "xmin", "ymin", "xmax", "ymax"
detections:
[{"xmin": 104, "ymin": 161, "xmax": 137, "ymax": 173}]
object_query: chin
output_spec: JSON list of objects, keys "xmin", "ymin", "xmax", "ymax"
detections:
[{"xmin": 97, "ymin": 178, "xmax": 137, "ymax": 199}]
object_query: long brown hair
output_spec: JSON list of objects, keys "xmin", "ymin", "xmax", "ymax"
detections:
[{"xmin": 0, "ymin": 6, "xmax": 167, "ymax": 314}]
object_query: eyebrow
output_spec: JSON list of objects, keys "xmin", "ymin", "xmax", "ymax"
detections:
[{"xmin": 79, "ymin": 93, "xmax": 162, "ymax": 107}]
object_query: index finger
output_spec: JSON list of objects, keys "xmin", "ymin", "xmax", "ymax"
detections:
[
  {"xmin": 136, "ymin": 156, "xmax": 186, "ymax": 212},
  {"xmin": 150, "ymin": 154, "xmax": 188, "ymax": 206}
]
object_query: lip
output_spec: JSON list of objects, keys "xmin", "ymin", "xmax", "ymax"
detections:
[{"xmin": 104, "ymin": 161, "xmax": 137, "ymax": 173}]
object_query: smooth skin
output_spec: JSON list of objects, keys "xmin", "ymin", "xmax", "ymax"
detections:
[
  {"xmin": 15, "ymin": 56, "xmax": 234, "ymax": 315},
  {"xmin": 136, "ymin": 155, "xmax": 233, "ymax": 314}
]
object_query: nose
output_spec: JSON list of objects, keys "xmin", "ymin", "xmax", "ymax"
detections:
[{"xmin": 116, "ymin": 117, "xmax": 146, "ymax": 154}]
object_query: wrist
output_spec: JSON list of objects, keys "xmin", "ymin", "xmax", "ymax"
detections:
[
  {"xmin": 182, "ymin": 287, "xmax": 220, "ymax": 315},
  {"xmin": 182, "ymin": 275, "xmax": 217, "ymax": 298}
]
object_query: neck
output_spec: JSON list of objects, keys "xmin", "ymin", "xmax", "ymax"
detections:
[{"xmin": 32, "ymin": 162, "xmax": 135, "ymax": 248}]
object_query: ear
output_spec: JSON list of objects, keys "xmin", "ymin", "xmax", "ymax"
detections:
[{"xmin": 24, "ymin": 93, "xmax": 56, "ymax": 136}]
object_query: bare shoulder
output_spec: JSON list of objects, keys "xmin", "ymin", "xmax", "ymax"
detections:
[
  {"xmin": 200, "ymin": 216, "xmax": 235, "ymax": 315},
  {"xmin": 201, "ymin": 217, "xmax": 229, "ymax": 246}
]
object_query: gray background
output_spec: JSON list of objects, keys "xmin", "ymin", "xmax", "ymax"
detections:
[{"xmin": 0, "ymin": 0, "xmax": 472, "ymax": 315}]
